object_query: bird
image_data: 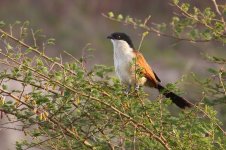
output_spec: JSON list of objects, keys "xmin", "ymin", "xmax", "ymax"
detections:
[{"xmin": 107, "ymin": 32, "xmax": 193, "ymax": 109}]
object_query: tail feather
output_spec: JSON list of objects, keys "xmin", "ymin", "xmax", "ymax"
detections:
[{"xmin": 157, "ymin": 84, "xmax": 193, "ymax": 109}]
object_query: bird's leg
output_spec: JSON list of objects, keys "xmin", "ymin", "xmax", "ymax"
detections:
[
  {"xmin": 124, "ymin": 85, "xmax": 131, "ymax": 95},
  {"xmin": 135, "ymin": 84, "xmax": 140, "ymax": 91}
]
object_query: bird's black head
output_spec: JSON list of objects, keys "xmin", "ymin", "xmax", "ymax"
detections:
[{"xmin": 107, "ymin": 32, "xmax": 134, "ymax": 49}]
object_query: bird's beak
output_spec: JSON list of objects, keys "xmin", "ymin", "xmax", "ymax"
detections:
[{"xmin": 107, "ymin": 35, "xmax": 113, "ymax": 39}]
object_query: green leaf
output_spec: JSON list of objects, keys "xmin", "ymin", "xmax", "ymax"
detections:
[
  {"xmin": 15, "ymin": 20, "xmax": 21, "ymax": 24},
  {"xmin": 47, "ymin": 38, "xmax": 56, "ymax": 45},
  {"xmin": 117, "ymin": 14, "xmax": 123, "ymax": 21},
  {"xmin": 181, "ymin": 3, "xmax": 190, "ymax": 12},
  {"xmin": 36, "ymin": 58, "xmax": 44, "ymax": 66},
  {"xmin": 108, "ymin": 12, "xmax": 114, "ymax": 18},
  {"xmin": 36, "ymin": 97, "xmax": 49, "ymax": 105},
  {"xmin": 193, "ymin": 7, "xmax": 199, "ymax": 15},
  {"xmin": 16, "ymin": 141, "xmax": 23, "ymax": 150},
  {"xmin": 0, "ymin": 21, "xmax": 5, "ymax": 27},
  {"xmin": 215, "ymin": 22, "xmax": 224, "ymax": 32},
  {"xmin": 6, "ymin": 43, "xmax": 13, "ymax": 50},
  {"xmin": 203, "ymin": 7, "xmax": 215, "ymax": 18},
  {"xmin": 94, "ymin": 65, "xmax": 114, "ymax": 78},
  {"xmin": 142, "ymin": 31, "xmax": 149, "ymax": 37},
  {"xmin": 207, "ymin": 68, "xmax": 217, "ymax": 74},
  {"xmin": 173, "ymin": 0, "xmax": 179, "ymax": 5},
  {"xmin": 2, "ymin": 84, "xmax": 7, "ymax": 90},
  {"xmin": 156, "ymin": 23, "xmax": 167, "ymax": 32},
  {"xmin": 25, "ymin": 48, "xmax": 33, "ymax": 54},
  {"xmin": 23, "ymin": 20, "xmax": 30, "ymax": 26},
  {"xmin": 189, "ymin": 29, "xmax": 199, "ymax": 39},
  {"xmin": 32, "ymin": 131, "xmax": 42, "ymax": 137},
  {"xmin": 171, "ymin": 16, "xmax": 180, "ymax": 25},
  {"xmin": 54, "ymin": 72, "xmax": 63, "ymax": 81},
  {"xmin": 202, "ymin": 29, "xmax": 212, "ymax": 40}
]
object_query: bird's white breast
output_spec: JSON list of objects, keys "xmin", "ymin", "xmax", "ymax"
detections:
[{"xmin": 111, "ymin": 40, "xmax": 135, "ymax": 85}]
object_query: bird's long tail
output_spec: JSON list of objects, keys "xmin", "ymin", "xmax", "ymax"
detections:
[{"xmin": 156, "ymin": 84, "xmax": 193, "ymax": 109}]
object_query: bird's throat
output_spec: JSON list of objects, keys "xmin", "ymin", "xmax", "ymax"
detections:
[{"xmin": 112, "ymin": 40, "xmax": 136, "ymax": 85}]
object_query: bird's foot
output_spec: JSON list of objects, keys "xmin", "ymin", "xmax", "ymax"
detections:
[
  {"xmin": 135, "ymin": 84, "xmax": 140, "ymax": 92},
  {"xmin": 124, "ymin": 85, "xmax": 131, "ymax": 96},
  {"xmin": 124, "ymin": 90, "xmax": 129, "ymax": 96}
]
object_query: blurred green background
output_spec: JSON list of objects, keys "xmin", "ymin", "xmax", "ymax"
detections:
[{"xmin": 0, "ymin": 0, "xmax": 225, "ymax": 125}]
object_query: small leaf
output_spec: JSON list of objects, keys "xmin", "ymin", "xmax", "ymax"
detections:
[
  {"xmin": 2, "ymin": 84, "xmax": 7, "ymax": 90},
  {"xmin": 207, "ymin": 68, "xmax": 217, "ymax": 74},
  {"xmin": 157, "ymin": 23, "xmax": 167, "ymax": 32},
  {"xmin": 108, "ymin": 12, "xmax": 114, "ymax": 18},
  {"xmin": 0, "ymin": 96, "xmax": 5, "ymax": 106},
  {"xmin": 54, "ymin": 72, "xmax": 63, "ymax": 81},
  {"xmin": 6, "ymin": 43, "xmax": 13, "ymax": 50},
  {"xmin": 117, "ymin": 14, "xmax": 123, "ymax": 21},
  {"xmin": 189, "ymin": 29, "xmax": 199, "ymax": 39},
  {"xmin": 47, "ymin": 38, "xmax": 56, "ymax": 45},
  {"xmin": 25, "ymin": 48, "xmax": 33, "ymax": 54},
  {"xmin": 0, "ymin": 21, "xmax": 5, "ymax": 27},
  {"xmin": 181, "ymin": 3, "xmax": 190, "ymax": 12},
  {"xmin": 173, "ymin": 0, "xmax": 179, "ymax": 5},
  {"xmin": 23, "ymin": 20, "xmax": 30, "ymax": 26},
  {"xmin": 36, "ymin": 58, "xmax": 44, "ymax": 66},
  {"xmin": 142, "ymin": 31, "xmax": 149, "ymax": 37},
  {"xmin": 15, "ymin": 20, "xmax": 21, "ymax": 24}
]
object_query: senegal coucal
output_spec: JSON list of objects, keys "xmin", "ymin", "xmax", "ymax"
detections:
[{"xmin": 107, "ymin": 32, "xmax": 193, "ymax": 109}]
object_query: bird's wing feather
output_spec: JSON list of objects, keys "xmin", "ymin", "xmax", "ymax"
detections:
[{"xmin": 134, "ymin": 51, "xmax": 160, "ymax": 86}]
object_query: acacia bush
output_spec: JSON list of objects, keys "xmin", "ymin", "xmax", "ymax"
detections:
[{"xmin": 0, "ymin": 0, "xmax": 225, "ymax": 149}]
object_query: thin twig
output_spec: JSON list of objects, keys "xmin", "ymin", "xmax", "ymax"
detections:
[
  {"xmin": 211, "ymin": 0, "xmax": 225, "ymax": 31},
  {"xmin": 219, "ymin": 70, "xmax": 226, "ymax": 95},
  {"xmin": 102, "ymin": 14, "xmax": 211, "ymax": 42},
  {"xmin": 174, "ymin": 2, "xmax": 225, "ymax": 37}
]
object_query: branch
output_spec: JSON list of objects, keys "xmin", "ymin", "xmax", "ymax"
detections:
[
  {"xmin": 211, "ymin": 0, "xmax": 225, "ymax": 27},
  {"xmin": 102, "ymin": 14, "xmax": 211, "ymax": 43}
]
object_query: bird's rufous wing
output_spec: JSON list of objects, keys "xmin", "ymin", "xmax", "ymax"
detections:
[{"xmin": 134, "ymin": 51, "xmax": 160, "ymax": 87}]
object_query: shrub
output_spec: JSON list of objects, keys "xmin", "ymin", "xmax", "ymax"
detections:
[{"xmin": 0, "ymin": 0, "xmax": 225, "ymax": 149}]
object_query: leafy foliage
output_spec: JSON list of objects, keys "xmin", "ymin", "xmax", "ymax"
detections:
[
  {"xmin": 104, "ymin": 0, "xmax": 226, "ymax": 43},
  {"xmin": 0, "ymin": 0, "xmax": 225, "ymax": 149}
]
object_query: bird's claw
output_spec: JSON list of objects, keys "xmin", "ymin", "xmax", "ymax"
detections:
[
  {"xmin": 135, "ymin": 85, "xmax": 140, "ymax": 92},
  {"xmin": 124, "ymin": 90, "xmax": 129, "ymax": 96},
  {"xmin": 124, "ymin": 85, "xmax": 131, "ymax": 96}
]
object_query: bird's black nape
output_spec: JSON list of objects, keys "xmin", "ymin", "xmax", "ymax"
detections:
[{"xmin": 107, "ymin": 32, "xmax": 134, "ymax": 49}]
